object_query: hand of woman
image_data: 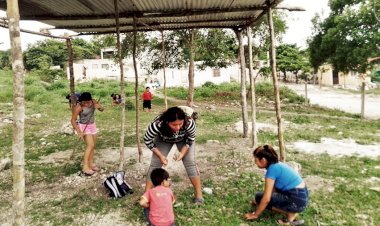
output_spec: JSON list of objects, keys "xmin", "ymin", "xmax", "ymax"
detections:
[
  {"xmin": 173, "ymin": 152, "xmax": 185, "ymax": 161},
  {"xmin": 244, "ymin": 212, "xmax": 259, "ymax": 220},
  {"xmin": 159, "ymin": 155, "xmax": 168, "ymax": 166},
  {"xmin": 77, "ymin": 131, "xmax": 84, "ymax": 139}
]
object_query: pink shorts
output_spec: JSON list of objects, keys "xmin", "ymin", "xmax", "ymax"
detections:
[{"xmin": 78, "ymin": 123, "xmax": 97, "ymax": 135}]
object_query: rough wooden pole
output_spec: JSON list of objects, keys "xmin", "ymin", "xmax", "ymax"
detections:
[
  {"xmin": 247, "ymin": 26, "xmax": 258, "ymax": 148},
  {"xmin": 132, "ymin": 16, "xmax": 143, "ymax": 162},
  {"xmin": 161, "ymin": 30, "xmax": 168, "ymax": 110},
  {"xmin": 66, "ymin": 38, "xmax": 76, "ymax": 110},
  {"xmin": 267, "ymin": 5, "xmax": 286, "ymax": 161},
  {"xmin": 7, "ymin": 0, "xmax": 26, "ymax": 224},
  {"xmin": 361, "ymin": 81, "xmax": 365, "ymax": 119},
  {"xmin": 235, "ymin": 28, "xmax": 249, "ymax": 138},
  {"xmin": 114, "ymin": 0, "xmax": 126, "ymax": 170},
  {"xmin": 304, "ymin": 82, "xmax": 308, "ymax": 106},
  {"xmin": 187, "ymin": 29, "xmax": 195, "ymax": 107}
]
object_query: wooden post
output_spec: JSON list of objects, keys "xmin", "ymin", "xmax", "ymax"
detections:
[
  {"xmin": 234, "ymin": 28, "xmax": 249, "ymax": 138},
  {"xmin": 361, "ymin": 81, "xmax": 365, "ymax": 119},
  {"xmin": 7, "ymin": 0, "xmax": 26, "ymax": 224},
  {"xmin": 267, "ymin": 5, "xmax": 286, "ymax": 161},
  {"xmin": 132, "ymin": 16, "xmax": 143, "ymax": 162},
  {"xmin": 161, "ymin": 30, "xmax": 168, "ymax": 110},
  {"xmin": 247, "ymin": 26, "xmax": 258, "ymax": 148},
  {"xmin": 187, "ymin": 29, "xmax": 195, "ymax": 107},
  {"xmin": 66, "ymin": 38, "xmax": 76, "ymax": 110},
  {"xmin": 114, "ymin": 0, "xmax": 126, "ymax": 170},
  {"xmin": 305, "ymin": 82, "xmax": 308, "ymax": 106}
]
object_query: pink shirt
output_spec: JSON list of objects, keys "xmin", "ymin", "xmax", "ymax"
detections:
[{"xmin": 143, "ymin": 185, "xmax": 175, "ymax": 226}]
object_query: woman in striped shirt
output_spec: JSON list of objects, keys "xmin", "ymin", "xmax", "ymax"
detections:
[{"xmin": 143, "ymin": 106, "xmax": 204, "ymax": 204}]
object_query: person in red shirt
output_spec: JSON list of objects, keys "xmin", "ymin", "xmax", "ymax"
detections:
[
  {"xmin": 139, "ymin": 168, "xmax": 175, "ymax": 226},
  {"xmin": 142, "ymin": 87, "xmax": 153, "ymax": 112}
]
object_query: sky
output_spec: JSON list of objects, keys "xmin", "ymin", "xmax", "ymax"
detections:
[{"xmin": 0, "ymin": 0, "xmax": 330, "ymax": 51}]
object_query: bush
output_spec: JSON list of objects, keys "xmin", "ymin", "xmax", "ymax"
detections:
[
  {"xmin": 29, "ymin": 68, "xmax": 65, "ymax": 83},
  {"xmin": 371, "ymin": 71, "xmax": 380, "ymax": 83}
]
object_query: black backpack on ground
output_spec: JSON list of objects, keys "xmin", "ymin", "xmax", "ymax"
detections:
[{"xmin": 103, "ymin": 171, "xmax": 133, "ymax": 198}]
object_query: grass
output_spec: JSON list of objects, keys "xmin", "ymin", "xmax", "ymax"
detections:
[{"xmin": 1, "ymin": 70, "xmax": 380, "ymax": 225}]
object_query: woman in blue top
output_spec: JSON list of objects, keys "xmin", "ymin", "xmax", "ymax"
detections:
[{"xmin": 245, "ymin": 145, "xmax": 308, "ymax": 225}]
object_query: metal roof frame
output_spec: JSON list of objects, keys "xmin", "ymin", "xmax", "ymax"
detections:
[{"xmin": 0, "ymin": 0, "xmax": 284, "ymax": 35}]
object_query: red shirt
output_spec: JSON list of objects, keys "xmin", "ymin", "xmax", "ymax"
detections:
[
  {"xmin": 143, "ymin": 185, "xmax": 175, "ymax": 226},
  {"xmin": 142, "ymin": 91, "xmax": 153, "ymax": 101}
]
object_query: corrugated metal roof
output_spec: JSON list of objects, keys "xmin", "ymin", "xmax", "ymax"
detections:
[{"xmin": 0, "ymin": 0, "xmax": 283, "ymax": 34}]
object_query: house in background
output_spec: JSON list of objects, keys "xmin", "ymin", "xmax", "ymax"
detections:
[
  {"xmin": 67, "ymin": 47, "xmax": 267, "ymax": 87},
  {"xmin": 317, "ymin": 64, "xmax": 371, "ymax": 88}
]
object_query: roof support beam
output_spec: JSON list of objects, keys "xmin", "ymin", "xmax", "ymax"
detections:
[
  {"xmin": 53, "ymin": 17, "xmax": 251, "ymax": 30},
  {"xmin": 21, "ymin": 6, "xmax": 265, "ymax": 20}
]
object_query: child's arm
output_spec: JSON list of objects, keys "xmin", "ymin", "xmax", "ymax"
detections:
[
  {"xmin": 93, "ymin": 99, "xmax": 104, "ymax": 112},
  {"xmin": 139, "ymin": 195, "xmax": 150, "ymax": 208}
]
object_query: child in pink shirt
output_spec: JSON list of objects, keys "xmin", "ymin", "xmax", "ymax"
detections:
[{"xmin": 139, "ymin": 168, "xmax": 175, "ymax": 226}]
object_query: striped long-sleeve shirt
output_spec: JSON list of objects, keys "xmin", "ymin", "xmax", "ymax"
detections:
[{"xmin": 144, "ymin": 118, "xmax": 196, "ymax": 150}]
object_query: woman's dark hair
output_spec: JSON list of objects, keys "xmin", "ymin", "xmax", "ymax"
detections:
[
  {"xmin": 159, "ymin": 107, "xmax": 188, "ymax": 136},
  {"xmin": 150, "ymin": 168, "xmax": 169, "ymax": 186},
  {"xmin": 253, "ymin": 144, "xmax": 279, "ymax": 167},
  {"xmin": 78, "ymin": 92, "xmax": 92, "ymax": 102}
]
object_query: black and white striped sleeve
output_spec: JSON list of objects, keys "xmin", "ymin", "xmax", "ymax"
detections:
[
  {"xmin": 185, "ymin": 119, "xmax": 196, "ymax": 146},
  {"xmin": 144, "ymin": 120, "xmax": 160, "ymax": 150}
]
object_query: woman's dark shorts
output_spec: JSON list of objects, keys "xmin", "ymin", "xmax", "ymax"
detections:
[{"xmin": 255, "ymin": 187, "xmax": 308, "ymax": 213}]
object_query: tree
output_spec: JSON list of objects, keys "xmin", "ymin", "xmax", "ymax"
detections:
[
  {"xmin": 276, "ymin": 44, "xmax": 309, "ymax": 83},
  {"xmin": 143, "ymin": 29, "xmax": 238, "ymax": 106},
  {"xmin": 308, "ymin": 0, "xmax": 380, "ymax": 73},
  {"xmin": 23, "ymin": 38, "xmax": 97, "ymax": 71},
  {"xmin": 90, "ymin": 34, "xmax": 117, "ymax": 56}
]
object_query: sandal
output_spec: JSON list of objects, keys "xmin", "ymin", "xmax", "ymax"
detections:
[
  {"xmin": 81, "ymin": 170, "xmax": 95, "ymax": 177},
  {"xmin": 277, "ymin": 219, "xmax": 304, "ymax": 225},
  {"xmin": 91, "ymin": 166, "xmax": 101, "ymax": 172},
  {"xmin": 193, "ymin": 198, "xmax": 204, "ymax": 205}
]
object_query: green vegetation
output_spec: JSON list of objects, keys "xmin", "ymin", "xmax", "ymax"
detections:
[{"xmin": 1, "ymin": 70, "xmax": 379, "ymax": 225}]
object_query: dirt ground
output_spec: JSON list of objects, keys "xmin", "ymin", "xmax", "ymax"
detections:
[
  {"xmin": 285, "ymin": 84, "xmax": 380, "ymax": 119},
  {"xmin": 2, "ymin": 86, "xmax": 379, "ymax": 225},
  {"xmin": 0, "ymin": 134, "xmax": 338, "ymax": 225}
]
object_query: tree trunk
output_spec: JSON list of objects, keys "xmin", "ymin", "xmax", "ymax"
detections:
[
  {"xmin": 187, "ymin": 30, "xmax": 195, "ymax": 107},
  {"xmin": 66, "ymin": 39, "xmax": 76, "ymax": 110},
  {"xmin": 132, "ymin": 17, "xmax": 143, "ymax": 162},
  {"xmin": 114, "ymin": 0, "xmax": 126, "ymax": 169},
  {"xmin": 267, "ymin": 5, "xmax": 286, "ymax": 161},
  {"xmin": 247, "ymin": 26, "xmax": 258, "ymax": 148},
  {"xmin": 161, "ymin": 30, "xmax": 168, "ymax": 110},
  {"xmin": 361, "ymin": 81, "xmax": 365, "ymax": 119},
  {"xmin": 235, "ymin": 29, "xmax": 249, "ymax": 138},
  {"xmin": 7, "ymin": 0, "xmax": 26, "ymax": 224}
]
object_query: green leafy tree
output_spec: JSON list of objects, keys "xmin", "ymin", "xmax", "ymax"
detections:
[
  {"xmin": 248, "ymin": 11, "xmax": 287, "ymax": 64},
  {"xmin": 24, "ymin": 39, "xmax": 66, "ymax": 70},
  {"xmin": 276, "ymin": 44, "xmax": 306, "ymax": 83},
  {"xmin": 308, "ymin": 0, "xmax": 380, "ymax": 73},
  {"xmin": 72, "ymin": 38, "xmax": 97, "ymax": 60},
  {"xmin": 196, "ymin": 29, "xmax": 238, "ymax": 69},
  {"xmin": 90, "ymin": 34, "xmax": 117, "ymax": 56}
]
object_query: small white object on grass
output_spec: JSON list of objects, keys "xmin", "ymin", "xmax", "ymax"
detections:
[{"xmin": 203, "ymin": 187, "xmax": 213, "ymax": 195}]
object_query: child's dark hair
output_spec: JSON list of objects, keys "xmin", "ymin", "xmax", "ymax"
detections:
[
  {"xmin": 159, "ymin": 107, "xmax": 188, "ymax": 136},
  {"xmin": 253, "ymin": 144, "xmax": 279, "ymax": 167},
  {"xmin": 150, "ymin": 168, "xmax": 169, "ymax": 187},
  {"xmin": 78, "ymin": 92, "xmax": 92, "ymax": 102}
]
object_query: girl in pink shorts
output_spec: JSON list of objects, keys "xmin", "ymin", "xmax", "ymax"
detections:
[{"xmin": 70, "ymin": 92, "xmax": 104, "ymax": 176}]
